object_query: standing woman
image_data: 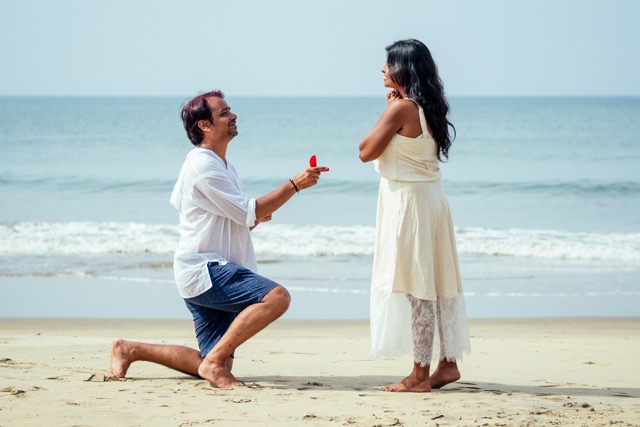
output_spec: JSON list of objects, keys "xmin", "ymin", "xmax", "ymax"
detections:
[{"xmin": 359, "ymin": 39, "xmax": 470, "ymax": 392}]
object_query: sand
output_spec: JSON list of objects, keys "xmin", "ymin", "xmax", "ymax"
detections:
[{"xmin": 0, "ymin": 317, "xmax": 638, "ymax": 426}]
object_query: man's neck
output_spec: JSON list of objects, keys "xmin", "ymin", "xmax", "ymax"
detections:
[{"xmin": 199, "ymin": 140, "xmax": 228, "ymax": 165}]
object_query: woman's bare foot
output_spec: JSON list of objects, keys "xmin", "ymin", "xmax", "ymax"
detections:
[
  {"xmin": 198, "ymin": 359, "xmax": 244, "ymax": 389},
  {"xmin": 429, "ymin": 360, "xmax": 461, "ymax": 389},
  {"xmin": 382, "ymin": 374, "xmax": 431, "ymax": 392},
  {"xmin": 382, "ymin": 363, "xmax": 431, "ymax": 392},
  {"xmin": 108, "ymin": 339, "xmax": 136, "ymax": 378}
]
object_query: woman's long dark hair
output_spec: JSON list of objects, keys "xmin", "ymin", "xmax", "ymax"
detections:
[{"xmin": 386, "ymin": 39, "xmax": 455, "ymax": 161}]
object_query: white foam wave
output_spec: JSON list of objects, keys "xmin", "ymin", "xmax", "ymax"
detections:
[
  {"xmin": 251, "ymin": 224, "xmax": 373, "ymax": 257},
  {"xmin": 456, "ymin": 227, "xmax": 640, "ymax": 262},
  {"xmin": 0, "ymin": 221, "xmax": 177, "ymax": 255},
  {"xmin": 1, "ymin": 221, "xmax": 639, "ymax": 263},
  {"xmin": 464, "ymin": 291, "xmax": 640, "ymax": 297}
]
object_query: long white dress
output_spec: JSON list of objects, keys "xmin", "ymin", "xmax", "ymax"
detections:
[{"xmin": 370, "ymin": 101, "xmax": 471, "ymax": 363}]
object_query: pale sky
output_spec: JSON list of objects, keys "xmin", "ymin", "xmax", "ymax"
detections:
[{"xmin": 1, "ymin": 0, "xmax": 639, "ymax": 97}]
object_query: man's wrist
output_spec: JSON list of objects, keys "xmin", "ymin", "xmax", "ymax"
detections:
[{"xmin": 289, "ymin": 178, "xmax": 300, "ymax": 193}]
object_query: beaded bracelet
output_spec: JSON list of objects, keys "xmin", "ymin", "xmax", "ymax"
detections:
[{"xmin": 289, "ymin": 178, "xmax": 300, "ymax": 193}]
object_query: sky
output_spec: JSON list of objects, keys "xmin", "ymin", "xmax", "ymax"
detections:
[{"xmin": 1, "ymin": 0, "xmax": 639, "ymax": 97}]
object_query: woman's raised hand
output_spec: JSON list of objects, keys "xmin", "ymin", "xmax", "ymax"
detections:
[{"xmin": 386, "ymin": 89, "xmax": 402, "ymax": 104}]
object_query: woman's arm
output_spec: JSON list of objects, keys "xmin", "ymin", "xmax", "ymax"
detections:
[{"xmin": 358, "ymin": 98, "xmax": 415, "ymax": 163}]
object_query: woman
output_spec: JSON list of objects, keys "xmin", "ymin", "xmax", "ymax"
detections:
[{"xmin": 359, "ymin": 39, "xmax": 470, "ymax": 392}]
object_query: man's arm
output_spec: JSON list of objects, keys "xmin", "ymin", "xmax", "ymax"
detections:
[
  {"xmin": 254, "ymin": 166, "xmax": 328, "ymax": 220},
  {"xmin": 190, "ymin": 151, "xmax": 328, "ymax": 226}
]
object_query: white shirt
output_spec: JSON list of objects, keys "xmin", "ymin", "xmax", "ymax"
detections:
[{"xmin": 170, "ymin": 148, "xmax": 257, "ymax": 298}]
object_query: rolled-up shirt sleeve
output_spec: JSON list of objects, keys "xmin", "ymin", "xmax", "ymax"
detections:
[{"xmin": 245, "ymin": 197, "xmax": 256, "ymax": 227}]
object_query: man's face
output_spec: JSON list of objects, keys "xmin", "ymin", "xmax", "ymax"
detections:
[{"xmin": 207, "ymin": 96, "xmax": 238, "ymax": 139}]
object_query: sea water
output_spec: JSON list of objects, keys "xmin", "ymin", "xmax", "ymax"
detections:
[{"xmin": 1, "ymin": 96, "xmax": 639, "ymax": 318}]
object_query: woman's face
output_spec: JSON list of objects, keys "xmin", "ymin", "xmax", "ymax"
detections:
[{"xmin": 381, "ymin": 62, "xmax": 401, "ymax": 91}]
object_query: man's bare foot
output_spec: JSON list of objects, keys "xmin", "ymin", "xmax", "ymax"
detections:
[
  {"xmin": 198, "ymin": 360, "xmax": 244, "ymax": 389},
  {"xmin": 108, "ymin": 339, "xmax": 136, "ymax": 378},
  {"xmin": 430, "ymin": 361, "xmax": 461, "ymax": 389},
  {"xmin": 381, "ymin": 375, "xmax": 431, "ymax": 393}
]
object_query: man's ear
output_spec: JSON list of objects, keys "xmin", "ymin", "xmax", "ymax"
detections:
[{"xmin": 197, "ymin": 119, "xmax": 211, "ymax": 132}]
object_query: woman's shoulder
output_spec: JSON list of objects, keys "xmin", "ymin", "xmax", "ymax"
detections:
[
  {"xmin": 387, "ymin": 98, "xmax": 421, "ymax": 124},
  {"xmin": 391, "ymin": 97, "xmax": 419, "ymax": 108},
  {"xmin": 385, "ymin": 98, "xmax": 419, "ymax": 118},
  {"xmin": 392, "ymin": 97, "xmax": 421, "ymax": 115}
]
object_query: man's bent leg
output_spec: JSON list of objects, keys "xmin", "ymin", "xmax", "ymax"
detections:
[
  {"xmin": 108, "ymin": 339, "xmax": 202, "ymax": 378},
  {"xmin": 198, "ymin": 285, "xmax": 291, "ymax": 388}
]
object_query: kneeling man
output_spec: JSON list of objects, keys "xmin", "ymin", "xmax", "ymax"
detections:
[{"xmin": 108, "ymin": 90, "xmax": 328, "ymax": 388}]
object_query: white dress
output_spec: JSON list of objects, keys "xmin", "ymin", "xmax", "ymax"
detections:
[{"xmin": 370, "ymin": 101, "xmax": 470, "ymax": 363}]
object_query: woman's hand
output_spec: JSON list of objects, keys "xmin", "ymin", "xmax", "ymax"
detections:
[
  {"xmin": 291, "ymin": 166, "xmax": 330, "ymax": 191},
  {"xmin": 386, "ymin": 89, "xmax": 402, "ymax": 104}
]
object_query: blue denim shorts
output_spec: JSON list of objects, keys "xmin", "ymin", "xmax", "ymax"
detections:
[{"xmin": 184, "ymin": 262, "xmax": 279, "ymax": 358}]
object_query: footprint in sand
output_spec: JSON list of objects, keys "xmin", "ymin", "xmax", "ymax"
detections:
[
  {"xmin": 297, "ymin": 381, "xmax": 324, "ymax": 390},
  {"xmin": 85, "ymin": 372, "xmax": 122, "ymax": 382},
  {"xmin": 0, "ymin": 358, "xmax": 35, "ymax": 369},
  {"xmin": 1, "ymin": 386, "xmax": 26, "ymax": 396}
]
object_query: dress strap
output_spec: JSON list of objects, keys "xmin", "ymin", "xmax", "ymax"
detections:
[{"xmin": 404, "ymin": 98, "xmax": 429, "ymax": 136}]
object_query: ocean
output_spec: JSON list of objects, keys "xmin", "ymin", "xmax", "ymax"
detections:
[{"xmin": 1, "ymin": 96, "xmax": 639, "ymax": 319}]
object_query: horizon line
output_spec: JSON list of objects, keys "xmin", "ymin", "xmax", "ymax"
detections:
[{"xmin": 1, "ymin": 94, "xmax": 639, "ymax": 99}]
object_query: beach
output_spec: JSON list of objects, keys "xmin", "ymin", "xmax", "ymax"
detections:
[
  {"xmin": 1, "ymin": 317, "xmax": 638, "ymax": 426},
  {"xmin": 1, "ymin": 96, "xmax": 638, "ymax": 425}
]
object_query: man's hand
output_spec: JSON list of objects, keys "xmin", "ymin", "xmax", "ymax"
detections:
[
  {"xmin": 258, "ymin": 214, "xmax": 272, "ymax": 223},
  {"xmin": 291, "ymin": 166, "xmax": 330, "ymax": 191},
  {"xmin": 254, "ymin": 165, "xmax": 329, "ymax": 221},
  {"xmin": 251, "ymin": 214, "xmax": 272, "ymax": 231}
]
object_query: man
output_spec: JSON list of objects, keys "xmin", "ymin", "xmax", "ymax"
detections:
[{"xmin": 108, "ymin": 90, "xmax": 328, "ymax": 388}]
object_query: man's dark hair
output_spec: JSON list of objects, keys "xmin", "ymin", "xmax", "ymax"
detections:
[{"xmin": 181, "ymin": 90, "xmax": 224, "ymax": 146}]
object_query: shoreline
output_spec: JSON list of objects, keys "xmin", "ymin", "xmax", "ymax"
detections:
[
  {"xmin": 2, "ymin": 262, "xmax": 640, "ymax": 319},
  {"xmin": 1, "ymin": 317, "xmax": 639, "ymax": 426}
]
